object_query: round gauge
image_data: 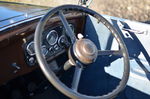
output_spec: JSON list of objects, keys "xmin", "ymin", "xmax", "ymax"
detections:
[
  {"xmin": 58, "ymin": 35, "xmax": 68, "ymax": 47},
  {"xmin": 26, "ymin": 42, "xmax": 48, "ymax": 57},
  {"xmin": 46, "ymin": 30, "xmax": 58, "ymax": 45},
  {"xmin": 41, "ymin": 46, "xmax": 48, "ymax": 57},
  {"xmin": 26, "ymin": 41, "xmax": 35, "ymax": 56}
]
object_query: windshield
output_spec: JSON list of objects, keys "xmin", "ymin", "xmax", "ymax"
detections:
[
  {"xmin": 0, "ymin": 0, "xmax": 149, "ymax": 22},
  {"xmin": 0, "ymin": 1, "xmax": 49, "ymax": 29}
]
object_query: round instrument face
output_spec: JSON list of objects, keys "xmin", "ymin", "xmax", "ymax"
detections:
[
  {"xmin": 26, "ymin": 42, "xmax": 48, "ymax": 56},
  {"xmin": 46, "ymin": 30, "xmax": 58, "ymax": 45}
]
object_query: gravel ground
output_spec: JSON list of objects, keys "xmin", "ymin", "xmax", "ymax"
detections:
[
  {"xmin": 1, "ymin": 0, "xmax": 150, "ymax": 22},
  {"xmin": 90, "ymin": 0, "xmax": 150, "ymax": 22}
]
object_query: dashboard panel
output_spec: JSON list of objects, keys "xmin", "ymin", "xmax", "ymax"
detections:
[
  {"xmin": 24, "ymin": 24, "xmax": 74, "ymax": 66},
  {"xmin": 0, "ymin": 13, "xmax": 85, "ymax": 85}
]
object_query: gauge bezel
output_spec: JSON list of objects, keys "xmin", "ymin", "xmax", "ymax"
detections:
[
  {"xmin": 58, "ymin": 35, "xmax": 67, "ymax": 46},
  {"xmin": 46, "ymin": 30, "xmax": 58, "ymax": 45},
  {"xmin": 26, "ymin": 41, "xmax": 35, "ymax": 56}
]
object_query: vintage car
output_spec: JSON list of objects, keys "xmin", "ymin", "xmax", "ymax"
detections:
[{"xmin": 0, "ymin": 1, "xmax": 150, "ymax": 99}]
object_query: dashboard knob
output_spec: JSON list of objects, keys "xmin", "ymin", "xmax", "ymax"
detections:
[
  {"xmin": 28, "ymin": 57, "xmax": 36, "ymax": 66},
  {"xmin": 29, "ymin": 57, "xmax": 35, "ymax": 64}
]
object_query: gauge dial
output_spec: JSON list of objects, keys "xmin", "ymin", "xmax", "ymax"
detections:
[
  {"xmin": 26, "ymin": 42, "xmax": 48, "ymax": 57},
  {"xmin": 58, "ymin": 35, "xmax": 68, "ymax": 47},
  {"xmin": 46, "ymin": 30, "xmax": 58, "ymax": 45}
]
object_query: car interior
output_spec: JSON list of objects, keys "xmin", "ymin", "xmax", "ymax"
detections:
[{"xmin": 0, "ymin": 2, "xmax": 150, "ymax": 99}]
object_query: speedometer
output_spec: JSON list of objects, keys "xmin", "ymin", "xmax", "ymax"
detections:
[{"xmin": 46, "ymin": 30, "xmax": 58, "ymax": 45}]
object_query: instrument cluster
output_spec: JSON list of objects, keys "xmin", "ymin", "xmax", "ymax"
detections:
[{"xmin": 25, "ymin": 24, "xmax": 73, "ymax": 66}]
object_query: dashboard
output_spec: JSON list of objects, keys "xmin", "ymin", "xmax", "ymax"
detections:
[
  {"xmin": 24, "ymin": 24, "xmax": 74, "ymax": 66},
  {"xmin": 0, "ymin": 13, "xmax": 85, "ymax": 85}
]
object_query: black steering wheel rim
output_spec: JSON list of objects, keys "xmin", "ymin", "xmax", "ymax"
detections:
[{"xmin": 34, "ymin": 5, "xmax": 130, "ymax": 99}]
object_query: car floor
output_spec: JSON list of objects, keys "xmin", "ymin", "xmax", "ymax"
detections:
[{"xmin": 30, "ymin": 58, "xmax": 150, "ymax": 99}]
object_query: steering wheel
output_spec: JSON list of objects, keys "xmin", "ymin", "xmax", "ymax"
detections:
[{"xmin": 34, "ymin": 5, "xmax": 130, "ymax": 99}]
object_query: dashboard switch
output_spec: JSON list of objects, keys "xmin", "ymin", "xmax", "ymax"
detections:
[{"xmin": 54, "ymin": 44, "xmax": 60, "ymax": 51}]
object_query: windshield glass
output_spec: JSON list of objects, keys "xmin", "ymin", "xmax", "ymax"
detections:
[
  {"xmin": 0, "ymin": 0, "xmax": 149, "ymax": 22},
  {"xmin": 0, "ymin": 1, "xmax": 49, "ymax": 29}
]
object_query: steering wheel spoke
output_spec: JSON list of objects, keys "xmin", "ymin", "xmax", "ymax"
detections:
[
  {"xmin": 59, "ymin": 10, "xmax": 76, "ymax": 43},
  {"xmin": 98, "ymin": 50, "xmax": 122, "ymax": 56},
  {"xmin": 71, "ymin": 62, "xmax": 83, "ymax": 91}
]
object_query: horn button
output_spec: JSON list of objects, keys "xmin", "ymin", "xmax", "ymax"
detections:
[{"xmin": 71, "ymin": 39, "xmax": 98, "ymax": 64}]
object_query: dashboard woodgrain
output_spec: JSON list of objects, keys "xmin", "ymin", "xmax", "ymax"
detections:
[{"xmin": 0, "ymin": 13, "xmax": 85, "ymax": 85}]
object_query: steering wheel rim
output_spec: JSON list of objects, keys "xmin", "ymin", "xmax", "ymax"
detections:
[{"xmin": 34, "ymin": 5, "xmax": 130, "ymax": 99}]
